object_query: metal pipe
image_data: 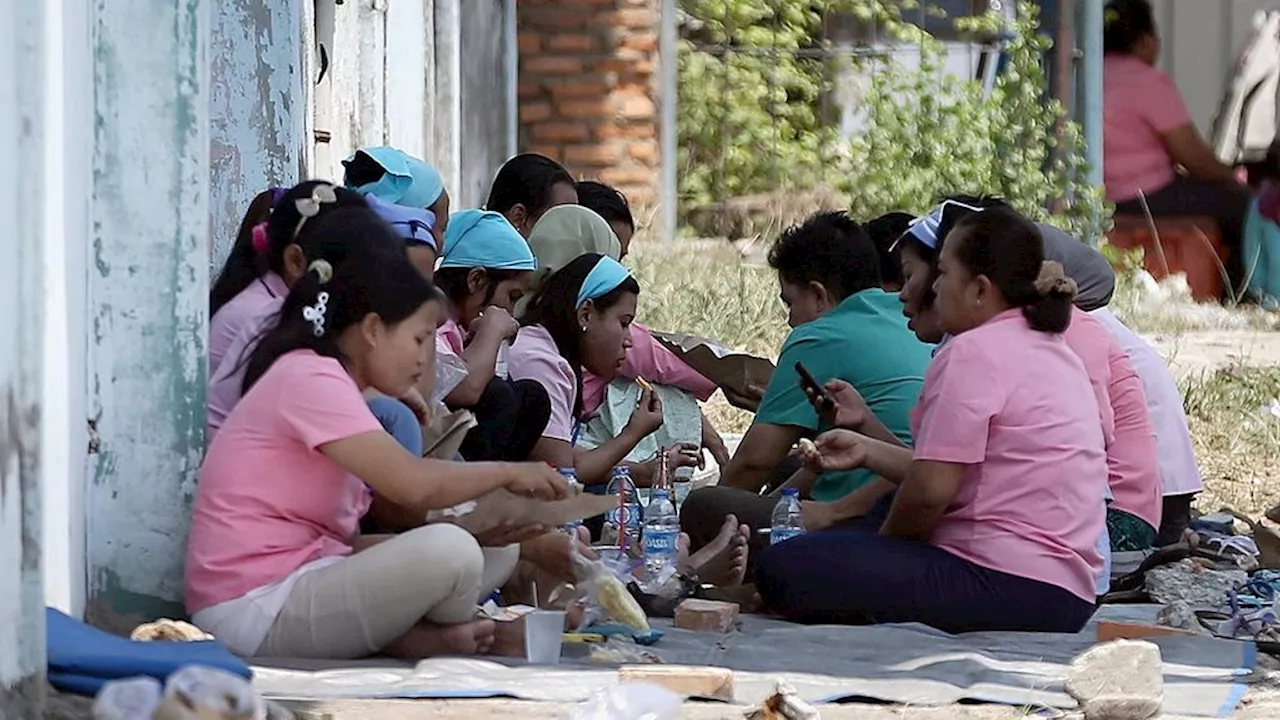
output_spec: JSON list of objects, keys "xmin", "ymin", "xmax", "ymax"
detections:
[
  {"xmin": 659, "ymin": 0, "xmax": 677, "ymax": 240},
  {"xmin": 1079, "ymin": 0, "xmax": 1104, "ymax": 188},
  {"xmin": 433, "ymin": 0, "xmax": 461, "ymax": 197}
]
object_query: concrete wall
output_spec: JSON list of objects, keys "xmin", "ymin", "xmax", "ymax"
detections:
[
  {"xmin": 1149, "ymin": 0, "xmax": 1274, "ymax": 137},
  {"xmin": 0, "ymin": 0, "xmax": 47, "ymax": 713},
  {"xmin": 86, "ymin": 0, "xmax": 210, "ymax": 632},
  {"xmin": 209, "ymin": 0, "xmax": 305, "ymax": 264},
  {"xmin": 459, "ymin": 0, "xmax": 516, "ymax": 208}
]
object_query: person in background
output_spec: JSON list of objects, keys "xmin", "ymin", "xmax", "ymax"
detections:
[
  {"xmin": 187, "ymin": 208, "xmax": 570, "ymax": 660},
  {"xmin": 1103, "ymin": 0, "xmax": 1249, "ymax": 280},
  {"xmin": 484, "ymin": 153, "xmax": 579, "ymax": 238},
  {"xmin": 343, "ymin": 147, "xmax": 449, "ymax": 277},
  {"xmin": 576, "ymin": 180, "xmax": 636, "ymax": 256},
  {"xmin": 431, "ymin": 209, "xmax": 550, "ymax": 463},
  {"xmin": 757, "ymin": 207, "xmax": 1106, "ymax": 632},
  {"xmin": 206, "ymin": 182, "xmax": 428, "ymax": 457},
  {"xmin": 510, "ymin": 253, "xmax": 749, "ymax": 585},
  {"xmin": 863, "ymin": 211, "xmax": 914, "ymax": 293},
  {"xmin": 680, "ymin": 212, "xmax": 932, "ymax": 573}
]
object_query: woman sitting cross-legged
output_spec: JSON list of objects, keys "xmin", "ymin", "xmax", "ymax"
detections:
[
  {"xmin": 756, "ymin": 206, "xmax": 1107, "ymax": 633},
  {"xmin": 186, "ymin": 208, "xmax": 569, "ymax": 660}
]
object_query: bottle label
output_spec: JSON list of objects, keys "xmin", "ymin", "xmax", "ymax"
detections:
[
  {"xmin": 770, "ymin": 528, "xmax": 803, "ymax": 546},
  {"xmin": 643, "ymin": 528, "xmax": 679, "ymax": 557},
  {"xmin": 606, "ymin": 503, "xmax": 641, "ymax": 528}
]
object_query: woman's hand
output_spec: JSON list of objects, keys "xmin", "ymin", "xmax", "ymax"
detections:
[
  {"xmin": 474, "ymin": 523, "xmax": 551, "ymax": 547},
  {"xmin": 505, "ymin": 463, "xmax": 572, "ymax": 500},
  {"xmin": 474, "ymin": 305, "xmax": 519, "ymax": 341},
  {"xmin": 399, "ymin": 386, "xmax": 431, "ymax": 424},
  {"xmin": 701, "ymin": 414, "xmax": 730, "ymax": 469},
  {"xmin": 624, "ymin": 386, "xmax": 664, "ymax": 438},
  {"xmin": 522, "ymin": 529, "xmax": 598, "ymax": 583},
  {"xmin": 806, "ymin": 430, "xmax": 871, "ymax": 473},
  {"xmin": 810, "ymin": 379, "xmax": 869, "ymax": 431},
  {"xmin": 723, "ymin": 383, "xmax": 766, "ymax": 413}
]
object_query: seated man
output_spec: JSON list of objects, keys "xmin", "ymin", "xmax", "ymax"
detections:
[{"xmin": 680, "ymin": 212, "xmax": 934, "ymax": 568}]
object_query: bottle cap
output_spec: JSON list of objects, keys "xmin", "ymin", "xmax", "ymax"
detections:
[
  {"xmin": 781, "ymin": 488, "xmax": 800, "ymax": 497},
  {"xmin": 652, "ymin": 489, "xmax": 670, "ymax": 500}
]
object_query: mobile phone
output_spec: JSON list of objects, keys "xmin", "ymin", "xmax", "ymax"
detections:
[{"xmin": 794, "ymin": 361, "xmax": 834, "ymax": 412}]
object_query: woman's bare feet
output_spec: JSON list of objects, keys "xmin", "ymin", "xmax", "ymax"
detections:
[
  {"xmin": 383, "ymin": 619, "xmax": 496, "ymax": 658},
  {"xmin": 685, "ymin": 515, "xmax": 750, "ymax": 586}
]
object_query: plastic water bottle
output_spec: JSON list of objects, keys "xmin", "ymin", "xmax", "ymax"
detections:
[
  {"xmin": 603, "ymin": 466, "xmax": 643, "ymax": 550},
  {"xmin": 672, "ymin": 466, "xmax": 694, "ymax": 508},
  {"xmin": 642, "ymin": 489, "xmax": 680, "ymax": 588},
  {"xmin": 557, "ymin": 467, "xmax": 583, "ymax": 535},
  {"xmin": 770, "ymin": 488, "xmax": 806, "ymax": 545}
]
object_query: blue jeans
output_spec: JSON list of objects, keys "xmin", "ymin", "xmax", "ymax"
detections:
[{"xmin": 367, "ymin": 397, "xmax": 423, "ymax": 457}]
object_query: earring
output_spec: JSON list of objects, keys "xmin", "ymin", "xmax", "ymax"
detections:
[{"xmin": 580, "ymin": 324, "xmax": 588, "ymax": 333}]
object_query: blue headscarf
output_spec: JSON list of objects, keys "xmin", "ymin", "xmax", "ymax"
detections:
[
  {"xmin": 345, "ymin": 147, "xmax": 446, "ymax": 209},
  {"xmin": 366, "ymin": 195, "xmax": 438, "ymax": 250},
  {"xmin": 575, "ymin": 256, "xmax": 632, "ymax": 308},
  {"xmin": 439, "ymin": 209, "xmax": 537, "ymax": 271},
  {"xmin": 891, "ymin": 199, "xmax": 987, "ymax": 252}
]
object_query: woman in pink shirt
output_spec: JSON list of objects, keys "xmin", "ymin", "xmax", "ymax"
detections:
[
  {"xmin": 756, "ymin": 207, "xmax": 1106, "ymax": 633},
  {"xmin": 187, "ymin": 212, "xmax": 569, "ymax": 660},
  {"xmin": 1104, "ymin": 0, "xmax": 1248, "ymax": 279}
]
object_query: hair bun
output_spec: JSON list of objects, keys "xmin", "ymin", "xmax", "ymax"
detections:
[{"xmin": 1034, "ymin": 260, "xmax": 1078, "ymax": 298}]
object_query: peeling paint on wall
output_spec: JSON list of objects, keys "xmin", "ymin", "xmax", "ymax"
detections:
[
  {"xmin": 209, "ymin": 0, "xmax": 303, "ymax": 267},
  {"xmin": 87, "ymin": 0, "xmax": 209, "ymax": 632}
]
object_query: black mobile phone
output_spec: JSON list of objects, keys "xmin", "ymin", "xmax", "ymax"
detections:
[{"xmin": 794, "ymin": 361, "xmax": 834, "ymax": 411}]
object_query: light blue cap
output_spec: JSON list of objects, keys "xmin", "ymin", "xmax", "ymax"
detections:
[
  {"xmin": 345, "ymin": 146, "xmax": 445, "ymax": 209},
  {"xmin": 575, "ymin": 255, "xmax": 632, "ymax": 307},
  {"xmin": 439, "ymin": 209, "xmax": 536, "ymax": 271}
]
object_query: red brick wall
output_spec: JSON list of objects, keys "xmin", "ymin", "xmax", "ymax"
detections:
[{"xmin": 517, "ymin": 0, "xmax": 661, "ymax": 207}]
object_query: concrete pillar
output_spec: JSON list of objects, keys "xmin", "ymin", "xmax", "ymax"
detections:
[
  {"xmin": 0, "ymin": 0, "xmax": 47, "ymax": 713},
  {"xmin": 86, "ymin": 0, "xmax": 210, "ymax": 633}
]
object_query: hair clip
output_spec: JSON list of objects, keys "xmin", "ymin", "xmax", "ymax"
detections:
[
  {"xmin": 303, "ymin": 291, "xmax": 330, "ymax": 337},
  {"xmin": 250, "ymin": 222, "xmax": 270, "ymax": 254},
  {"xmin": 308, "ymin": 259, "xmax": 334, "ymax": 284},
  {"xmin": 292, "ymin": 184, "xmax": 339, "ymax": 239}
]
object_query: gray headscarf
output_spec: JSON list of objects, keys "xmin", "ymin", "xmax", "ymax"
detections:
[{"xmin": 1037, "ymin": 223, "xmax": 1116, "ymax": 311}]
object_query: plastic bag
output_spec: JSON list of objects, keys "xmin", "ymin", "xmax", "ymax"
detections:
[
  {"xmin": 561, "ymin": 682, "xmax": 681, "ymax": 720},
  {"xmin": 433, "ymin": 350, "xmax": 469, "ymax": 406}
]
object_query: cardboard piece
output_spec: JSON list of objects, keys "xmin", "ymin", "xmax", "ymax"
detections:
[
  {"xmin": 650, "ymin": 330, "xmax": 775, "ymax": 408},
  {"xmin": 426, "ymin": 489, "xmax": 617, "ymax": 535},
  {"xmin": 618, "ymin": 665, "xmax": 735, "ymax": 702}
]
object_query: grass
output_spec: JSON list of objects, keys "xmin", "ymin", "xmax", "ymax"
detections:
[{"xmin": 628, "ymin": 238, "xmax": 1280, "ymax": 520}]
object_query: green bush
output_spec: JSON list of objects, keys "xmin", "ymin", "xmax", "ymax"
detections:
[{"xmin": 677, "ymin": 0, "xmax": 1108, "ymax": 240}]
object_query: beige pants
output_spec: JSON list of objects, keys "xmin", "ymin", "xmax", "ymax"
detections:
[{"xmin": 257, "ymin": 524, "xmax": 519, "ymax": 658}]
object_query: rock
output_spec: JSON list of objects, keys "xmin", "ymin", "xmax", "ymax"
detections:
[
  {"xmin": 1066, "ymin": 640, "xmax": 1163, "ymax": 720},
  {"xmin": 673, "ymin": 598, "xmax": 739, "ymax": 633},
  {"xmin": 1155, "ymin": 601, "xmax": 1199, "ymax": 631},
  {"xmin": 1144, "ymin": 558, "xmax": 1247, "ymax": 609}
]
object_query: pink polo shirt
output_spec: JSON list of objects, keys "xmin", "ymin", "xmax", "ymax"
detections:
[
  {"xmin": 1104, "ymin": 54, "xmax": 1191, "ymax": 203},
  {"xmin": 209, "ymin": 273, "xmax": 289, "ymax": 378},
  {"xmin": 911, "ymin": 310, "xmax": 1107, "ymax": 603},
  {"xmin": 582, "ymin": 322, "xmax": 716, "ymax": 415},
  {"xmin": 508, "ymin": 325, "xmax": 577, "ymax": 442},
  {"xmin": 1062, "ymin": 308, "xmax": 1162, "ymax": 530},
  {"xmin": 206, "ymin": 298, "xmax": 282, "ymax": 442},
  {"xmin": 186, "ymin": 350, "xmax": 382, "ymax": 614}
]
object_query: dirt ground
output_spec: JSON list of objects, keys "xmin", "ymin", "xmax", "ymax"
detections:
[{"xmin": 1146, "ymin": 329, "xmax": 1280, "ymax": 377}]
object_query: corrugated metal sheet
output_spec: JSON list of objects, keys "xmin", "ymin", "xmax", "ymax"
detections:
[{"xmin": 1150, "ymin": 0, "xmax": 1278, "ymax": 136}]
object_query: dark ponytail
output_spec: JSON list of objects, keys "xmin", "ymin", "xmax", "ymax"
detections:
[
  {"xmin": 209, "ymin": 181, "xmax": 368, "ymax": 317},
  {"xmin": 948, "ymin": 206, "xmax": 1075, "ymax": 334},
  {"xmin": 519, "ymin": 253, "xmax": 641, "ymax": 417},
  {"xmin": 1104, "ymin": 0, "xmax": 1156, "ymax": 55},
  {"xmin": 241, "ymin": 207, "xmax": 439, "ymax": 393}
]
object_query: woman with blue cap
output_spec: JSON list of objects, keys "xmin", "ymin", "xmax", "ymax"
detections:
[
  {"xmin": 432, "ymin": 209, "xmax": 550, "ymax": 463},
  {"xmin": 344, "ymin": 146, "xmax": 450, "ymax": 266}
]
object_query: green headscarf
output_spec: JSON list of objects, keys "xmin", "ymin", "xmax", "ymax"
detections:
[{"xmin": 518, "ymin": 205, "xmax": 623, "ymax": 316}]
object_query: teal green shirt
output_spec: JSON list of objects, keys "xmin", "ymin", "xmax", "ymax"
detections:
[{"xmin": 755, "ymin": 289, "xmax": 933, "ymax": 502}]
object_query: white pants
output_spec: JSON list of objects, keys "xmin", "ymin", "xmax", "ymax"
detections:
[{"xmin": 256, "ymin": 524, "xmax": 519, "ymax": 658}]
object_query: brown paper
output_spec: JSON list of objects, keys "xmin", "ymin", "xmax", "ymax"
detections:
[
  {"xmin": 427, "ymin": 489, "xmax": 618, "ymax": 535},
  {"xmin": 650, "ymin": 330, "xmax": 775, "ymax": 403}
]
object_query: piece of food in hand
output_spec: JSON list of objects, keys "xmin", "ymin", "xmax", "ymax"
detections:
[
  {"xmin": 635, "ymin": 375, "xmax": 655, "ymax": 393},
  {"xmin": 797, "ymin": 438, "xmax": 819, "ymax": 460}
]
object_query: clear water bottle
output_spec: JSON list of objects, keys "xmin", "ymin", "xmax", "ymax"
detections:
[
  {"xmin": 557, "ymin": 467, "xmax": 583, "ymax": 535},
  {"xmin": 672, "ymin": 466, "xmax": 694, "ymax": 509},
  {"xmin": 603, "ymin": 466, "xmax": 643, "ymax": 550},
  {"xmin": 770, "ymin": 488, "xmax": 806, "ymax": 545},
  {"xmin": 642, "ymin": 489, "xmax": 680, "ymax": 588}
]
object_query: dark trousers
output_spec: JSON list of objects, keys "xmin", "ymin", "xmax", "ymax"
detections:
[
  {"xmin": 459, "ymin": 378, "xmax": 551, "ymax": 463},
  {"xmin": 1156, "ymin": 492, "xmax": 1197, "ymax": 548},
  {"xmin": 1115, "ymin": 175, "xmax": 1251, "ymax": 286},
  {"xmin": 756, "ymin": 528, "xmax": 1097, "ymax": 634}
]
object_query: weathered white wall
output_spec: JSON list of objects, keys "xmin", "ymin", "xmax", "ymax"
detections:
[
  {"xmin": 1149, "ymin": 0, "xmax": 1274, "ymax": 137},
  {"xmin": 209, "ymin": 0, "xmax": 305, "ymax": 264},
  {"xmin": 459, "ymin": 0, "xmax": 515, "ymax": 208},
  {"xmin": 87, "ymin": 0, "xmax": 210, "ymax": 632},
  {"xmin": 385, "ymin": 0, "xmax": 428, "ymax": 159},
  {"xmin": 0, "ymin": 0, "xmax": 47, "ymax": 713}
]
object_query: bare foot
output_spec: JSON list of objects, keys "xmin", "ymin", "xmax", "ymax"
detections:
[
  {"xmin": 383, "ymin": 619, "xmax": 496, "ymax": 659},
  {"xmin": 489, "ymin": 615, "xmax": 527, "ymax": 657},
  {"xmin": 686, "ymin": 515, "xmax": 750, "ymax": 586}
]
